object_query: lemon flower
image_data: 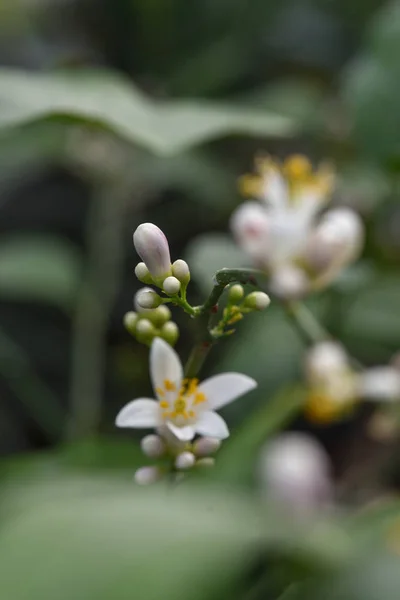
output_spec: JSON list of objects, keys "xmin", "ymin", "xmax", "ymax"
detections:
[
  {"xmin": 230, "ymin": 155, "xmax": 364, "ymax": 298},
  {"xmin": 116, "ymin": 338, "xmax": 257, "ymax": 441}
]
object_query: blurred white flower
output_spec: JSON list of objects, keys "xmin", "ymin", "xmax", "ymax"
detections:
[
  {"xmin": 116, "ymin": 337, "xmax": 256, "ymax": 441},
  {"xmin": 304, "ymin": 342, "xmax": 358, "ymax": 423},
  {"xmin": 231, "ymin": 155, "xmax": 364, "ymax": 298},
  {"xmin": 259, "ymin": 433, "xmax": 332, "ymax": 512}
]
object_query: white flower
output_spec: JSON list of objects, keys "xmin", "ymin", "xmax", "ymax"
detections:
[
  {"xmin": 115, "ymin": 337, "xmax": 257, "ymax": 441},
  {"xmin": 133, "ymin": 223, "xmax": 172, "ymax": 281},
  {"xmin": 231, "ymin": 155, "xmax": 364, "ymax": 297}
]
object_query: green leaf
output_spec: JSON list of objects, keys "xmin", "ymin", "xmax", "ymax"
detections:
[
  {"xmin": 0, "ymin": 235, "xmax": 81, "ymax": 310},
  {"xmin": 0, "ymin": 68, "xmax": 297, "ymax": 155},
  {"xmin": 343, "ymin": 2, "xmax": 400, "ymax": 163},
  {"xmin": 0, "ymin": 477, "xmax": 268, "ymax": 600}
]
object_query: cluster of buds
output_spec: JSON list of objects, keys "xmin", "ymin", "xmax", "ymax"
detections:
[
  {"xmin": 304, "ymin": 341, "xmax": 400, "ymax": 427},
  {"xmin": 230, "ymin": 155, "xmax": 364, "ymax": 299},
  {"xmin": 125, "ymin": 222, "xmax": 194, "ymax": 346},
  {"xmin": 211, "ymin": 284, "xmax": 270, "ymax": 338},
  {"xmin": 133, "ymin": 432, "xmax": 221, "ymax": 485},
  {"xmin": 124, "ymin": 293, "xmax": 179, "ymax": 346},
  {"xmin": 134, "ymin": 223, "xmax": 190, "ymax": 298}
]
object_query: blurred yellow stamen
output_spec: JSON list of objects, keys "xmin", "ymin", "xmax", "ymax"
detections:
[
  {"xmin": 160, "ymin": 400, "xmax": 169, "ymax": 409},
  {"xmin": 238, "ymin": 174, "xmax": 263, "ymax": 198},
  {"xmin": 194, "ymin": 392, "xmax": 206, "ymax": 405},
  {"xmin": 156, "ymin": 387, "xmax": 165, "ymax": 397},
  {"xmin": 304, "ymin": 389, "xmax": 355, "ymax": 424},
  {"xmin": 164, "ymin": 379, "xmax": 176, "ymax": 391}
]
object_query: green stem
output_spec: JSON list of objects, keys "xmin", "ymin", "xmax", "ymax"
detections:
[
  {"xmin": 66, "ymin": 184, "xmax": 127, "ymax": 441},
  {"xmin": 284, "ymin": 301, "xmax": 330, "ymax": 345},
  {"xmin": 184, "ymin": 338, "xmax": 215, "ymax": 379}
]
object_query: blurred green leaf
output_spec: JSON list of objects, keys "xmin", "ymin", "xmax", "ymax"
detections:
[
  {"xmin": 0, "ymin": 477, "xmax": 266, "ymax": 600},
  {"xmin": 305, "ymin": 553, "xmax": 400, "ymax": 600},
  {"xmin": 342, "ymin": 274, "xmax": 400, "ymax": 346},
  {"xmin": 0, "ymin": 235, "xmax": 81, "ymax": 310},
  {"xmin": 343, "ymin": 2, "xmax": 400, "ymax": 163},
  {"xmin": 0, "ymin": 68, "xmax": 297, "ymax": 156}
]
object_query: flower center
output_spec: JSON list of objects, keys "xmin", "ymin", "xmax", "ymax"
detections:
[{"xmin": 158, "ymin": 378, "xmax": 207, "ymax": 424}]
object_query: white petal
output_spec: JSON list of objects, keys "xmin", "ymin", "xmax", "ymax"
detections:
[
  {"xmin": 166, "ymin": 421, "xmax": 195, "ymax": 441},
  {"xmin": 359, "ymin": 367, "xmax": 400, "ymax": 402},
  {"xmin": 197, "ymin": 373, "xmax": 257, "ymax": 411},
  {"xmin": 195, "ymin": 411, "xmax": 229, "ymax": 439},
  {"xmin": 150, "ymin": 337, "xmax": 183, "ymax": 395},
  {"xmin": 115, "ymin": 398, "xmax": 160, "ymax": 428},
  {"xmin": 261, "ymin": 170, "xmax": 288, "ymax": 209}
]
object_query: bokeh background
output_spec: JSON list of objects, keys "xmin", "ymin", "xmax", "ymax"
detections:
[{"xmin": 1, "ymin": 1, "xmax": 400, "ymax": 599}]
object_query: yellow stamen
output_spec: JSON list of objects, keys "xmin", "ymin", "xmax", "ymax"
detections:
[
  {"xmin": 156, "ymin": 387, "xmax": 165, "ymax": 397},
  {"xmin": 283, "ymin": 155, "xmax": 312, "ymax": 180},
  {"xmin": 160, "ymin": 400, "xmax": 169, "ymax": 409},
  {"xmin": 164, "ymin": 379, "xmax": 176, "ymax": 392},
  {"xmin": 194, "ymin": 392, "xmax": 206, "ymax": 405}
]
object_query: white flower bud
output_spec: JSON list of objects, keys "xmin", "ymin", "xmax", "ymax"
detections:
[
  {"xmin": 136, "ymin": 289, "xmax": 161, "ymax": 309},
  {"xmin": 359, "ymin": 367, "xmax": 400, "ymax": 401},
  {"xmin": 160, "ymin": 321, "xmax": 179, "ymax": 346},
  {"xmin": 133, "ymin": 223, "xmax": 172, "ymax": 281},
  {"xmin": 163, "ymin": 276, "xmax": 181, "ymax": 296},
  {"xmin": 172, "ymin": 259, "xmax": 190, "ymax": 284},
  {"xmin": 134, "ymin": 287, "xmax": 154, "ymax": 312},
  {"xmin": 230, "ymin": 202, "xmax": 269, "ymax": 262},
  {"xmin": 140, "ymin": 434, "xmax": 166, "ymax": 458},
  {"xmin": 134, "ymin": 262, "xmax": 153, "ymax": 284},
  {"xmin": 270, "ymin": 265, "xmax": 308, "ymax": 299},
  {"xmin": 305, "ymin": 342, "xmax": 348, "ymax": 384},
  {"xmin": 244, "ymin": 291, "xmax": 271, "ymax": 311},
  {"xmin": 135, "ymin": 318, "xmax": 155, "ymax": 344},
  {"xmin": 193, "ymin": 437, "xmax": 221, "ymax": 457},
  {"xmin": 123, "ymin": 311, "xmax": 138, "ymax": 334},
  {"xmin": 134, "ymin": 466, "xmax": 161, "ymax": 485},
  {"xmin": 175, "ymin": 451, "xmax": 196, "ymax": 470},
  {"xmin": 259, "ymin": 433, "xmax": 332, "ymax": 512}
]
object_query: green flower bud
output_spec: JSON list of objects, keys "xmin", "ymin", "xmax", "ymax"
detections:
[
  {"xmin": 123, "ymin": 311, "xmax": 138, "ymax": 335},
  {"xmin": 160, "ymin": 321, "xmax": 179, "ymax": 346},
  {"xmin": 135, "ymin": 318, "xmax": 155, "ymax": 344},
  {"xmin": 229, "ymin": 284, "xmax": 244, "ymax": 304},
  {"xmin": 146, "ymin": 305, "xmax": 171, "ymax": 328}
]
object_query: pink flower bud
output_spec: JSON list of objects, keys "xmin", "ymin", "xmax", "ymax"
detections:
[{"xmin": 133, "ymin": 223, "xmax": 172, "ymax": 281}]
